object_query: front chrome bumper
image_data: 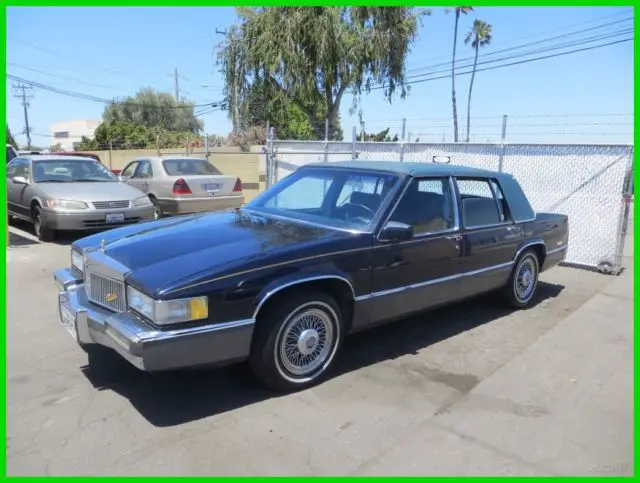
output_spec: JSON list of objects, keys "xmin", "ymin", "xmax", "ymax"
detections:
[{"xmin": 53, "ymin": 268, "xmax": 255, "ymax": 372}]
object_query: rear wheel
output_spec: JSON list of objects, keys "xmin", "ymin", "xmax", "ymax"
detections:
[
  {"xmin": 32, "ymin": 205, "xmax": 55, "ymax": 242},
  {"xmin": 150, "ymin": 197, "xmax": 163, "ymax": 220},
  {"xmin": 249, "ymin": 291, "xmax": 343, "ymax": 391},
  {"xmin": 503, "ymin": 250, "xmax": 540, "ymax": 309}
]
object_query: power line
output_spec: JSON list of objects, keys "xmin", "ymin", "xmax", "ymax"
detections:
[
  {"xmin": 408, "ymin": 16, "xmax": 633, "ymax": 74},
  {"xmin": 6, "ymin": 62, "xmax": 133, "ymax": 93},
  {"xmin": 406, "ymin": 12, "xmax": 632, "ymax": 73},
  {"xmin": 369, "ymin": 37, "xmax": 632, "ymax": 91},
  {"xmin": 6, "ymin": 73, "xmax": 224, "ymax": 110},
  {"xmin": 6, "ymin": 36, "xmax": 151, "ymax": 85},
  {"xmin": 402, "ymin": 27, "xmax": 632, "ymax": 83}
]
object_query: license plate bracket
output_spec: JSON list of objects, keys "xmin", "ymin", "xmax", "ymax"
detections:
[
  {"xmin": 203, "ymin": 183, "xmax": 221, "ymax": 194},
  {"xmin": 59, "ymin": 294, "xmax": 78, "ymax": 341},
  {"xmin": 106, "ymin": 212, "xmax": 125, "ymax": 223}
]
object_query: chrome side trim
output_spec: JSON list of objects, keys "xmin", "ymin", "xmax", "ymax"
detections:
[
  {"xmin": 163, "ymin": 251, "xmax": 366, "ymax": 295},
  {"xmin": 355, "ymin": 261, "xmax": 514, "ymax": 301},
  {"xmin": 546, "ymin": 245, "xmax": 568, "ymax": 255},
  {"xmin": 515, "ymin": 239, "xmax": 546, "ymax": 260},
  {"xmin": 137, "ymin": 318, "xmax": 255, "ymax": 341},
  {"xmin": 252, "ymin": 275, "xmax": 356, "ymax": 320}
]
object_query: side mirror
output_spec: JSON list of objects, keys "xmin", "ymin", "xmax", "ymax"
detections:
[
  {"xmin": 379, "ymin": 221, "xmax": 413, "ymax": 242},
  {"xmin": 12, "ymin": 176, "xmax": 29, "ymax": 185}
]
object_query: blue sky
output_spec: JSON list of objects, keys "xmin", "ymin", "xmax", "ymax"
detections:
[{"xmin": 5, "ymin": 6, "xmax": 634, "ymax": 146}]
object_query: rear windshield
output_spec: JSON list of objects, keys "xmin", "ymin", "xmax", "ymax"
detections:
[{"xmin": 162, "ymin": 158, "xmax": 222, "ymax": 176}]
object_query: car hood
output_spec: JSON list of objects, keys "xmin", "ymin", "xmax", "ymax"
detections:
[
  {"xmin": 37, "ymin": 181, "xmax": 144, "ymax": 201},
  {"xmin": 86, "ymin": 210, "xmax": 367, "ymax": 297}
]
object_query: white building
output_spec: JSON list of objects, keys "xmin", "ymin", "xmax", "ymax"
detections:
[{"xmin": 49, "ymin": 119, "xmax": 102, "ymax": 151}]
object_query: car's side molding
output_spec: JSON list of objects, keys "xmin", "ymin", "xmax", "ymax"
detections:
[{"xmin": 252, "ymin": 275, "xmax": 356, "ymax": 321}]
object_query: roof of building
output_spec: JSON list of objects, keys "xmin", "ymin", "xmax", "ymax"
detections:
[{"xmin": 305, "ymin": 160, "xmax": 508, "ymax": 179}]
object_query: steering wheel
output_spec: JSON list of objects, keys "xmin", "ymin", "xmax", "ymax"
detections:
[{"xmin": 342, "ymin": 202, "xmax": 376, "ymax": 220}]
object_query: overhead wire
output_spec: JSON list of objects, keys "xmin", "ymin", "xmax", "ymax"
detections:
[{"xmin": 405, "ymin": 9, "xmax": 632, "ymax": 72}]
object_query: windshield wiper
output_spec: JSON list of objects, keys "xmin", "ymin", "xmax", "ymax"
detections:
[
  {"xmin": 74, "ymin": 178, "xmax": 113, "ymax": 182},
  {"xmin": 36, "ymin": 179, "xmax": 73, "ymax": 183}
]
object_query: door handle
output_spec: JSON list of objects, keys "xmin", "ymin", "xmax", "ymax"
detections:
[
  {"xmin": 445, "ymin": 234, "xmax": 463, "ymax": 241},
  {"xmin": 506, "ymin": 226, "xmax": 520, "ymax": 232}
]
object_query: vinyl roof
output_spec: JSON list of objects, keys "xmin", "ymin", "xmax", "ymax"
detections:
[{"xmin": 305, "ymin": 160, "xmax": 509, "ymax": 179}]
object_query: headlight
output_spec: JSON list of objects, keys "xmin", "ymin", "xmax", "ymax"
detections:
[
  {"xmin": 46, "ymin": 199, "xmax": 88, "ymax": 210},
  {"xmin": 134, "ymin": 196, "xmax": 152, "ymax": 207},
  {"xmin": 126, "ymin": 286, "xmax": 208, "ymax": 325},
  {"xmin": 127, "ymin": 286, "xmax": 155, "ymax": 321},
  {"xmin": 71, "ymin": 250, "xmax": 84, "ymax": 274}
]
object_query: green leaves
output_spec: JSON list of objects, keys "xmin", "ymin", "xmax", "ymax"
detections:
[
  {"xmin": 218, "ymin": 7, "xmax": 421, "ymax": 140},
  {"xmin": 6, "ymin": 124, "xmax": 17, "ymax": 148},
  {"xmin": 103, "ymin": 87, "xmax": 204, "ymax": 135}
]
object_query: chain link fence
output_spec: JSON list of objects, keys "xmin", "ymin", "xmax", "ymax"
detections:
[{"xmin": 267, "ymin": 138, "xmax": 633, "ymax": 274}]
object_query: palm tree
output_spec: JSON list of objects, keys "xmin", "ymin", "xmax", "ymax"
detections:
[
  {"xmin": 450, "ymin": 6, "xmax": 473, "ymax": 143},
  {"xmin": 464, "ymin": 19, "xmax": 492, "ymax": 143}
]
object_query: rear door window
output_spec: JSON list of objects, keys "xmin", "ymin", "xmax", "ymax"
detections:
[{"xmin": 456, "ymin": 178, "xmax": 503, "ymax": 228}]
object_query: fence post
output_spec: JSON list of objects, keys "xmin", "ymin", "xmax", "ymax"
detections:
[
  {"xmin": 324, "ymin": 118, "xmax": 329, "ymax": 163},
  {"xmin": 204, "ymin": 134, "xmax": 209, "ymax": 158},
  {"xmin": 156, "ymin": 134, "xmax": 160, "ymax": 156},
  {"xmin": 399, "ymin": 117, "xmax": 406, "ymax": 162},
  {"xmin": 497, "ymin": 114, "xmax": 508, "ymax": 172},
  {"xmin": 267, "ymin": 126, "xmax": 275, "ymax": 187},
  {"xmin": 351, "ymin": 125, "xmax": 357, "ymax": 160},
  {"xmin": 185, "ymin": 135, "xmax": 189, "ymax": 157},
  {"xmin": 108, "ymin": 139, "xmax": 113, "ymax": 169}
]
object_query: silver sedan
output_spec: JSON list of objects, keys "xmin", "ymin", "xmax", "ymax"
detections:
[
  {"xmin": 119, "ymin": 156, "xmax": 244, "ymax": 219},
  {"xmin": 7, "ymin": 155, "xmax": 155, "ymax": 241}
]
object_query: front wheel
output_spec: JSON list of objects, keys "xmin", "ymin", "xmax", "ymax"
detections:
[
  {"xmin": 503, "ymin": 250, "xmax": 540, "ymax": 309},
  {"xmin": 249, "ymin": 292, "xmax": 343, "ymax": 391},
  {"xmin": 32, "ymin": 205, "xmax": 55, "ymax": 242}
]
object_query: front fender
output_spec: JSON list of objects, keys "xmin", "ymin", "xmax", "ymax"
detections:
[{"xmin": 252, "ymin": 271, "xmax": 357, "ymax": 320}]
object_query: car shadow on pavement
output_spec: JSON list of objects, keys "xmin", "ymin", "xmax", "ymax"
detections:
[
  {"xmin": 8, "ymin": 231, "xmax": 39, "ymax": 248},
  {"xmin": 80, "ymin": 281, "xmax": 564, "ymax": 428}
]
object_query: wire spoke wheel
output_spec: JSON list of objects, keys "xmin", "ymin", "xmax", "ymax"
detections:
[
  {"xmin": 277, "ymin": 307, "xmax": 335, "ymax": 377},
  {"xmin": 514, "ymin": 257, "xmax": 537, "ymax": 302}
]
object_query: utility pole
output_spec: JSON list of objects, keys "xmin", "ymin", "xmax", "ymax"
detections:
[
  {"xmin": 174, "ymin": 68, "xmax": 180, "ymax": 103},
  {"xmin": 13, "ymin": 83, "xmax": 33, "ymax": 148}
]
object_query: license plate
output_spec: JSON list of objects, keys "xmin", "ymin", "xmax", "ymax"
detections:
[
  {"xmin": 106, "ymin": 213, "xmax": 125, "ymax": 223},
  {"xmin": 59, "ymin": 297, "xmax": 77, "ymax": 340},
  {"xmin": 203, "ymin": 183, "xmax": 221, "ymax": 193}
]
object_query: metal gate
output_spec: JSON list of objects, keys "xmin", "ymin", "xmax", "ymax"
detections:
[{"xmin": 266, "ymin": 137, "xmax": 633, "ymax": 274}]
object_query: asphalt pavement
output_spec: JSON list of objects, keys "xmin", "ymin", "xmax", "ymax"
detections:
[{"xmin": 6, "ymin": 220, "xmax": 633, "ymax": 476}]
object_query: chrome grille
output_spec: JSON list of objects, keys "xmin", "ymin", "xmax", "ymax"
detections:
[
  {"xmin": 85, "ymin": 271, "xmax": 126, "ymax": 312},
  {"xmin": 92, "ymin": 200, "xmax": 130, "ymax": 209}
]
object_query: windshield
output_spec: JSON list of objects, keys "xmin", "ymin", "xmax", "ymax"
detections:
[
  {"xmin": 246, "ymin": 166, "xmax": 401, "ymax": 230},
  {"xmin": 33, "ymin": 159, "xmax": 118, "ymax": 183},
  {"xmin": 162, "ymin": 158, "xmax": 222, "ymax": 176}
]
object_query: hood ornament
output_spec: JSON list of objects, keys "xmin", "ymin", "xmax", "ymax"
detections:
[{"xmin": 100, "ymin": 239, "xmax": 106, "ymax": 252}]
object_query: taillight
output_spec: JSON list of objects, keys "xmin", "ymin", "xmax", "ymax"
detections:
[
  {"xmin": 172, "ymin": 178, "xmax": 192, "ymax": 195},
  {"xmin": 233, "ymin": 178, "xmax": 242, "ymax": 192}
]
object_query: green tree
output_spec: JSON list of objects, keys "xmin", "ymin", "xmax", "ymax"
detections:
[
  {"xmin": 218, "ymin": 7, "xmax": 427, "ymax": 140},
  {"xmin": 448, "ymin": 6, "xmax": 473, "ymax": 142},
  {"xmin": 103, "ymin": 87, "xmax": 204, "ymax": 134},
  {"xmin": 464, "ymin": 19, "xmax": 492, "ymax": 143},
  {"xmin": 357, "ymin": 127, "xmax": 399, "ymax": 142},
  {"xmin": 6, "ymin": 124, "xmax": 17, "ymax": 148}
]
